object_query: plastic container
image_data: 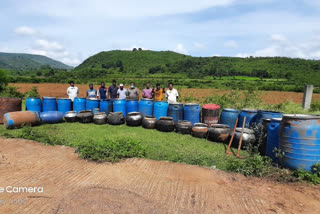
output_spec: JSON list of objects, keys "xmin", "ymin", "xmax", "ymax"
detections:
[
  {"xmin": 126, "ymin": 99, "xmax": 139, "ymax": 115},
  {"xmin": 40, "ymin": 111, "xmax": 64, "ymax": 124},
  {"xmin": 167, "ymin": 103, "xmax": 184, "ymax": 123},
  {"xmin": 219, "ymin": 108, "xmax": 239, "ymax": 131},
  {"xmin": 100, "ymin": 99, "xmax": 113, "ymax": 115},
  {"xmin": 26, "ymin": 97, "xmax": 42, "ymax": 112},
  {"xmin": 3, "ymin": 111, "xmax": 40, "ymax": 129},
  {"xmin": 73, "ymin": 98, "xmax": 86, "ymax": 113},
  {"xmin": 86, "ymin": 98, "xmax": 100, "ymax": 111},
  {"xmin": 266, "ymin": 118, "xmax": 282, "ymax": 162},
  {"xmin": 57, "ymin": 98, "xmax": 71, "ymax": 116},
  {"xmin": 139, "ymin": 98, "xmax": 153, "ymax": 116},
  {"xmin": 113, "ymin": 99, "xmax": 126, "ymax": 117},
  {"xmin": 42, "ymin": 97, "xmax": 57, "ymax": 112},
  {"xmin": 202, "ymin": 104, "xmax": 220, "ymax": 126},
  {"xmin": 184, "ymin": 103, "xmax": 201, "ymax": 125},
  {"xmin": 153, "ymin": 101, "xmax": 169, "ymax": 120},
  {"xmin": 238, "ymin": 109, "xmax": 257, "ymax": 128}
]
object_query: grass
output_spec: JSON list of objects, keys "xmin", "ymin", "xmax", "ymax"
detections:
[{"xmin": 0, "ymin": 123, "xmax": 247, "ymax": 170}]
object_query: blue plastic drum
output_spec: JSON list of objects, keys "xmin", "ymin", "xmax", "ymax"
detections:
[
  {"xmin": 42, "ymin": 97, "xmax": 57, "ymax": 112},
  {"xmin": 26, "ymin": 97, "xmax": 42, "ymax": 112},
  {"xmin": 266, "ymin": 118, "xmax": 282, "ymax": 162},
  {"xmin": 57, "ymin": 98, "xmax": 71, "ymax": 116},
  {"xmin": 168, "ymin": 103, "xmax": 184, "ymax": 123},
  {"xmin": 86, "ymin": 98, "xmax": 100, "ymax": 111},
  {"xmin": 126, "ymin": 99, "xmax": 139, "ymax": 115},
  {"xmin": 100, "ymin": 99, "xmax": 113, "ymax": 115},
  {"xmin": 113, "ymin": 99, "xmax": 126, "ymax": 116},
  {"xmin": 139, "ymin": 99, "xmax": 153, "ymax": 116},
  {"xmin": 219, "ymin": 108, "xmax": 239, "ymax": 130},
  {"xmin": 153, "ymin": 101, "xmax": 169, "ymax": 120},
  {"xmin": 40, "ymin": 111, "xmax": 64, "ymax": 124},
  {"xmin": 250, "ymin": 110, "xmax": 283, "ymax": 126},
  {"xmin": 184, "ymin": 103, "xmax": 201, "ymax": 125},
  {"xmin": 238, "ymin": 109, "xmax": 257, "ymax": 128},
  {"xmin": 73, "ymin": 98, "xmax": 86, "ymax": 113},
  {"xmin": 279, "ymin": 114, "xmax": 320, "ymax": 171}
]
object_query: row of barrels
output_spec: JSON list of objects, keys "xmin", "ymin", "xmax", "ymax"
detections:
[{"xmin": 26, "ymin": 97, "xmax": 205, "ymax": 125}]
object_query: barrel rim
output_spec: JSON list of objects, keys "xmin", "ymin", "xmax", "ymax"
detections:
[
  {"xmin": 26, "ymin": 97, "xmax": 41, "ymax": 100},
  {"xmin": 86, "ymin": 98, "xmax": 99, "ymax": 101},
  {"xmin": 185, "ymin": 103, "xmax": 200, "ymax": 106},
  {"xmin": 42, "ymin": 97, "xmax": 56, "ymax": 99},
  {"xmin": 271, "ymin": 118, "xmax": 282, "ymax": 122},
  {"xmin": 209, "ymin": 124, "xmax": 230, "ymax": 129},
  {"xmin": 257, "ymin": 110, "xmax": 283, "ymax": 114},
  {"xmin": 127, "ymin": 112, "xmax": 142, "ymax": 116},
  {"xmin": 57, "ymin": 98, "xmax": 71, "ymax": 101},
  {"xmin": 168, "ymin": 103, "xmax": 183, "ymax": 106},
  {"xmin": 222, "ymin": 108, "xmax": 239, "ymax": 112},
  {"xmin": 194, "ymin": 123, "xmax": 208, "ymax": 127},
  {"xmin": 155, "ymin": 101, "xmax": 168, "ymax": 104},
  {"xmin": 113, "ymin": 98, "xmax": 126, "ymax": 101},
  {"xmin": 241, "ymin": 108, "xmax": 258, "ymax": 112},
  {"xmin": 235, "ymin": 127, "xmax": 254, "ymax": 134},
  {"xmin": 74, "ymin": 97, "xmax": 86, "ymax": 100},
  {"xmin": 282, "ymin": 114, "xmax": 320, "ymax": 120},
  {"xmin": 126, "ymin": 99, "xmax": 138, "ymax": 101},
  {"xmin": 202, "ymin": 104, "xmax": 220, "ymax": 110},
  {"xmin": 141, "ymin": 98, "xmax": 153, "ymax": 101},
  {"xmin": 159, "ymin": 116, "xmax": 174, "ymax": 121}
]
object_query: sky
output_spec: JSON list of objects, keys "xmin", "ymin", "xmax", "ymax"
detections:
[{"xmin": 0, "ymin": 0, "xmax": 319, "ymax": 66}]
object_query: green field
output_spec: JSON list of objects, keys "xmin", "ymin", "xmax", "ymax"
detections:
[{"xmin": 0, "ymin": 123, "xmax": 246, "ymax": 170}]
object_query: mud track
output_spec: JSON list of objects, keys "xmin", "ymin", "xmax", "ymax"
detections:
[{"xmin": 0, "ymin": 138, "xmax": 319, "ymax": 213}]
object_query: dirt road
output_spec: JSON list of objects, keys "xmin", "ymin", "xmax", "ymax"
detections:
[
  {"xmin": 9, "ymin": 83, "xmax": 320, "ymax": 104},
  {"xmin": 0, "ymin": 137, "xmax": 319, "ymax": 214}
]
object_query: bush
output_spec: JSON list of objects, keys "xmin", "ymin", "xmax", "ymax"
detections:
[
  {"xmin": 24, "ymin": 87, "xmax": 40, "ymax": 98},
  {"xmin": 76, "ymin": 137, "xmax": 146, "ymax": 162},
  {"xmin": 292, "ymin": 166, "xmax": 320, "ymax": 185},
  {"xmin": 0, "ymin": 86, "xmax": 24, "ymax": 98},
  {"xmin": 227, "ymin": 154, "xmax": 273, "ymax": 177}
]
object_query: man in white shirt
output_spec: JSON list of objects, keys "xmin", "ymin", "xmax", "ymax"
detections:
[
  {"xmin": 67, "ymin": 81, "xmax": 79, "ymax": 102},
  {"xmin": 166, "ymin": 83, "xmax": 179, "ymax": 104},
  {"xmin": 117, "ymin": 84, "xmax": 127, "ymax": 99}
]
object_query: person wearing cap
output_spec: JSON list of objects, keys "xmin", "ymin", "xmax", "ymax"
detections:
[
  {"xmin": 86, "ymin": 83, "xmax": 97, "ymax": 98},
  {"xmin": 126, "ymin": 82, "xmax": 139, "ymax": 100},
  {"xmin": 117, "ymin": 83, "xmax": 127, "ymax": 99},
  {"xmin": 153, "ymin": 83, "xmax": 165, "ymax": 101},
  {"xmin": 67, "ymin": 80, "xmax": 79, "ymax": 102},
  {"xmin": 142, "ymin": 82, "xmax": 153, "ymax": 99},
  {"xmin": 108, "ymin": 80, "xmax": 118, "ymax": 100},
  {"xmin": 97, "ymin": 82, "xmax": 108, "ymax": 100},
  {"xmin": 166, "ymin": 82, "xmax": 179, "ymax": 104}
]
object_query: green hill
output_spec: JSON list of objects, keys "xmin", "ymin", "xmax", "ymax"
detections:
[
  {"xmin": 0, "ymin": 52, "xmax": 73, "ymax": 71},
  {"xmin": 73, "ymin": 50, "xmax": 320, "ymax": 85}
]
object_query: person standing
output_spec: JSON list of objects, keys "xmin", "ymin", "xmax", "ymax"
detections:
[
  {"xmin": 166, "ymin": 83, "xmax": 179, "ymax": 104},
  {"xmin": 86, "ymin": 83, "xmax": 97, "ymax": 98},
  {"xmin": 127, "ymin": 82, "xmax": 139, "ymax": 100},
  {"xmin": 117, "ymin": 84, "xmax": 127, "ymax": 99},
  {"xmin": 67, "ymin": 81, "xmax": 79, "ymax": 102},
  {"xmin": 153, "ymin": 83, "xmax": 165, "ymax": 101},
  {"xmin": 108, "ymin": 80, "xmax": 118, "ymax": 100},
  {"xmin": 142, "ymin": 82, "xmax": 153, "ymax": 99},
  {"xmin": 97, "ymin": 82, "xmax": 108, "ymax": 100}
]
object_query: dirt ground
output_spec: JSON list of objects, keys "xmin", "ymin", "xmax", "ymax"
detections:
[
  {"xmin": 9, "ymin": 83, "xmax": 320, "ymax": 104},
  {"xmin": 0, "ymin": 138, "xmax": 319, "ymax": 214}
]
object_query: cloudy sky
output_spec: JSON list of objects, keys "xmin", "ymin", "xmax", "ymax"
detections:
[{"xmin": 0, "ymin": 0, "xmax": 319, "ymax": 66}]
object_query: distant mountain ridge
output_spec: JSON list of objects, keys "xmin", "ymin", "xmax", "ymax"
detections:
[{"xmin": 0, "ymin": 52, "xmax": 73, "ymax": 71}]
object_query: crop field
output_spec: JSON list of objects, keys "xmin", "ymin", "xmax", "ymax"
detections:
[{"xmin": 9, "ymin": 83, "xmax": 320, "ymax": 104}]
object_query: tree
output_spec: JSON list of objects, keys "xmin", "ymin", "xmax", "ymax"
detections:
[
  {"xmin": 132, "ymin": 48, "xmax": 137, "ymax": 52},
  {"xmin": 138, "ymin": 48, "xmax": 142, "ymax": 51},
  {"xmin": 0, "ymin": 69, "xmax": 8, "ymax": 91}
]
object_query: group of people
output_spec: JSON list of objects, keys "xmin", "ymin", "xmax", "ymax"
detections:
[{"xmin": 67, "ymin": 80, "xmax": 179, "ymax": 104}]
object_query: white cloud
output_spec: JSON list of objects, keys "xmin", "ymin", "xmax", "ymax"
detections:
[
  {"xmin": 193, "ymin": 42, "xmax": 205, "ymax": 49},
  {"xmin": 236, "ymin": 33, "xmax": 320, "ymax": 59},
  {"xmin": 35, "ymin": 39, "xmax": 64, "ymax": 51},
  {"xmin": 19, "ymin": 0, "xmax": 235, "ymax": 18},
  {"xmin": 174, "ymin": 44, "xmax": 188, "ymax": 54},
  {"xmin": 224, "ymin": 40, "xmax": 238, "ymax": 48},
  {"xmin": 14, "ymin": 26, "xmax": 36, "ymax": 36}
]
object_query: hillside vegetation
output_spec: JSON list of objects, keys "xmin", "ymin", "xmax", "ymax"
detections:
[
  {"xmin": 4, "ymin": 50, "xmax": 320, "ymax": 92},
  {"xmin": 0, "ymin": 52, "xmax": 73, "ymax": 71}
]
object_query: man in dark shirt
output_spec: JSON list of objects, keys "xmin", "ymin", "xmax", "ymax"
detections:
[
  {"xmin": 98, "ymin": 82, "xmax": 107, "ymax": 100},
  {"xmin": 108, "ymin": 80, "xmax": 119, "ymax": 100}
]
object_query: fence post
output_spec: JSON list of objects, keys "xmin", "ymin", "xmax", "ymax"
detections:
[{"xmin": 302, "ymin": 85, "xmax": 313, "ymax": 110}]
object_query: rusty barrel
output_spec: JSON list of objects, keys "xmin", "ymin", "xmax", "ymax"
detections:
[
  {"xmin": 202, "ymin": 104, "xmax": 220, "ymax": 126},
  {"xmin": 0, "ymin": 98, "xmax": 22, "ymax": 123},
  {"xmin": 3, "ymin": 111, "xmax": 40, "ymax": 129},
  {"xmin": 279, "ymin": 114, "xmax": 320, "ymax": 171}
]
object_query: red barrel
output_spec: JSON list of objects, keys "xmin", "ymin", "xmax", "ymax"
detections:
[
  {"xmin": 0, "ymin": 98, "xmax": 22, "ymax": 123},
  {"xmin": 202, "ymin": 104, "xmax": 220, "ymax": 126}
]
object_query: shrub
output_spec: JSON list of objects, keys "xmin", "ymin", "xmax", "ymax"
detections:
[
  {"xmin": 76, "ymin": 137, "xmax": 146, "ymax": 162},
  {"xmin": 227, "ymin": 154, "xmax": 273, "ymax": 177},
  {"xmin": 292, "ymin": 167, "xmax": 320, "ymax": 185},
  {"xmin": 24, "ymin": 87, "xmax": 40, "ymax": 98},
  {"xmin": 0, "ymin": 86, "xmax": 24, "ymax": 98}
]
